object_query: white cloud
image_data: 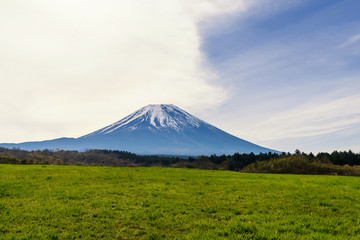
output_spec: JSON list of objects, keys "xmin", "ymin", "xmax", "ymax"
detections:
[{"xmin": 0, "ymin": 0, "xmax": 254, "ymax": 142}]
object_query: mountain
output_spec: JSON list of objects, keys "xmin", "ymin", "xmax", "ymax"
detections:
[{"xmin": 0, "ymin": 104, "xmax": 278, "ymax": 155}]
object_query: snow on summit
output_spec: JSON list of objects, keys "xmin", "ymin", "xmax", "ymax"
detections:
[{"xmin": 84, "ymin": 104, "xmax": 204, "ymax": 137}]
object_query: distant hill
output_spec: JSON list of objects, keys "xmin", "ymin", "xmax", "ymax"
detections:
[{"xmin": 0, "ymin": 104, "xmax": 277, "ymax": 155}]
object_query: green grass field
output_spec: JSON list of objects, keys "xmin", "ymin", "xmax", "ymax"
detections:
[{"xmin": 0, "ymin": 165, "xmax": 360, "ymax": 239}]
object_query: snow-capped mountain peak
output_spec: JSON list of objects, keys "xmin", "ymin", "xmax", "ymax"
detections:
[
  {"xmin": 130, "ymin": 104, "xmax": 202, "ymax": 129},
  {"xmin": 83, "ymin": 104, "xmax": 204, "ymax": 137}
]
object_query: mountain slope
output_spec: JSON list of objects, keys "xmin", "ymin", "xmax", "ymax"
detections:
[{"xmin": 0, "ymin": 104, "xmax": 278, "ymax": 155}]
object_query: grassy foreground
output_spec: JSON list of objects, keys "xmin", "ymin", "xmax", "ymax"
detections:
[{"xmin": 0, "ymin": 165, "xmax": 360, "ymax": 239}]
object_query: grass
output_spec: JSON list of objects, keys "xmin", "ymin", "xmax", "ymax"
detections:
[{"xmin": 0, "ymin": 164, "xmax": 360, "ymax": 239}]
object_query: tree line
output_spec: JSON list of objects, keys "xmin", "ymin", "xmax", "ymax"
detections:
[{"xmin": 0, "ymin": 147, "xmax": 359, "ymax": 175}]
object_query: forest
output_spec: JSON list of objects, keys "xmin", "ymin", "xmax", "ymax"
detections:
[{"xmin": 0, "ymin": 147, "xmax": 359, "ymax": 176}]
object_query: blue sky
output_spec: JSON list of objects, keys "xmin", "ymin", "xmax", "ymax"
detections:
[
  {"xmin": 199, "ymin": 0, "xmax": 360, "ymax": 153},
  {"xmin": 0, "ymin": 0, "xmax": 359, "ymax": 153}
]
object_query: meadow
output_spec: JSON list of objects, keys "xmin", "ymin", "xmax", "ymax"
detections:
[{"xmin": 0, "ymin": 165, "xmax": 360, "ymax": 239}]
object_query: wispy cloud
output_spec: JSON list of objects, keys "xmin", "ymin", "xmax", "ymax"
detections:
[
  {"xmin": 339, "ymin": 33, "xmax": 360, "ymax": 48},
  {"xmin": 214, "ymin": 35, "xmax": 360, "ymax": 150},
  {"xmin": 246, "ymin": 92, "xmax": 360, "ymax": 141}
]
